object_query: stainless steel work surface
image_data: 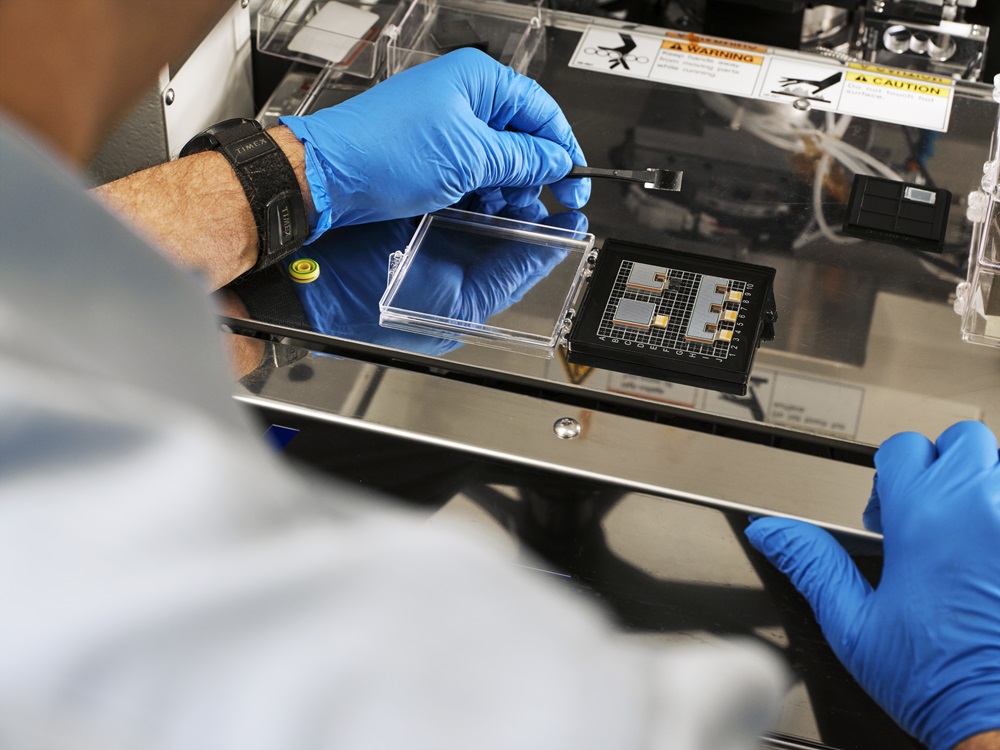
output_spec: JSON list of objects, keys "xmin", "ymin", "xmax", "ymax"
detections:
[
  {"xmin": 241, "ymin": 5, "xmax": 999, "ymax": 454},
  {"xmin": 236, "ymin": 350, "xmax": 877, "ymax": 534},
  {"xmin": 239, "ymin": 358, "xmax": 915, "ymax": 748}
]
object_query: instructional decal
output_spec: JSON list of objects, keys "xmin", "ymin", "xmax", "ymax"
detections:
[
  {"xmin": 569, "ymin": 26, "xmax": 954, "ymax": 131},
  {"xmin": 607, "ymin": 373, "xmax": 700, "ymax": 407},
  {"xmin": 766, "ymin": 373, "xmax": 864, "ymax": 438},
  {"xmin": 570, "ymin": 29, "xmax": 659, "ymax": 78},
  {"xmin": 701, "ymin": 370, "xmax": 864, "ymax": 438},
  {"xmin": 758, "ymin": 58, "xmax": 953, "ymax": 130},
  {"xmin": 839, "ymin": 63, "xmax": 953, "ymax": 131},
  {"xmin": 651, "ymin": 31, "xmax": 766, "ymax": 97},
  {"xmin": 757, "ymin": 58, "xmax": 845, "ymax": 106}
]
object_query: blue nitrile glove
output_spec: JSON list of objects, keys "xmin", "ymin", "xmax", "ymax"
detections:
[
  {"xmin": 746, "ymin": 421, "xmax": 1000, "ymax": 750},
  {"xmin": 291, "ymin": 196, "xmax": 588, "ymax": 355},
  {"xmin": 279, "ymin": 48, "xmax": 590, "ymax": 241}
]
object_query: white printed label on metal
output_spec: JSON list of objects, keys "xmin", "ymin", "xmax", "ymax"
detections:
[
  {"xmin": 607, "ymin": 372, "xmax": 700, "ymax": 407},
  {"xmin": 765, "ymin": 372, "xmax": 865, "ymax": 437},
  {"xmin": 568, "ymin": 27, "xmax": 954, "ymax": 132},
  {"xmin": 700, "ymin": 369, "xmax": 864, "ymax": 438}
]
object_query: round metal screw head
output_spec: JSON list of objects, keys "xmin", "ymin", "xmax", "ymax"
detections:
[
  {"xmin": 164, "ymin": 88, "xmax": 175, "ymax": 106},
  {"xmin": 792, "ymin": 97, "xmax": 810, "ymax": 111},
  {"xmin": 553, "ymin": 417, "xmax": 581, "ymax": 439}
]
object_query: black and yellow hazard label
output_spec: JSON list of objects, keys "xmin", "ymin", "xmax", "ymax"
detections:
[
  {"xmin": 660, "ymin": 40, "xmax": 765, "ymax": 65},
  {"xmin": 663, "ymin": 30, "xmax": 766, "ymax": 54},
  {"xmin": 558, "ymin": 348, "xmax": 594, "ymax": 385},
  {"xmin": 848, "ymin": 62, "xmax": 951, "ymax": 87},
  {"xmin": 845, "ymin": 70, "xmax": 950, "ymax": 97}
]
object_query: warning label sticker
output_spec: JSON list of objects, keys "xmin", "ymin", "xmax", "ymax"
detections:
[
  {"xmin": 836, "ymin": 63, "xmax": 954, "ymax": 130},
  {"xmin": 567, "ymin": 27, "xmax": 661, "ymax": 79},
  {"xmin": 844, "ymin": 71, "xmax": 950, "ymax": 97},
  {"xmin": 568, "ymin": 26, "xmax": 955, "ymax": 131},
  {"xmin": 652, "ymin": 33, "xmax": 766, "ymax": 96},
  {"xmin": 848, "ymin": 63, "xmax": 951, "ymax": 86},
  {"xmin": 757, "ymin": 56, "xmax": 953, "ymax": 129},
  {"xmin": 757, "ymin": 57, "xmax": 846, "ymax": 107}
]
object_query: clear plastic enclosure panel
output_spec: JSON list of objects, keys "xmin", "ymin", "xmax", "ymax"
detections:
[
  {"xmin": 256, "ymin": 0, "xmax": 399, "ymax": 77},
  {"xmin": 959, "ymin": 93, "xmax": 1000, "ymax": 347},
  {"xmin": 379, "ymin": 209, "xmax": 595, "ymax": 356},
  {"xmin": 961, "ymin": 202, "xmax": 1000, "ymax": 346},
  {"xmin": 385, "ymin": 0, "xmax": 542, "ymax": 75}
]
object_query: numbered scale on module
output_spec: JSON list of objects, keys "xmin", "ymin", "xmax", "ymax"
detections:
[{"xmin": 379, "ymin": 209, "xmax": 777, "ymax": 395}]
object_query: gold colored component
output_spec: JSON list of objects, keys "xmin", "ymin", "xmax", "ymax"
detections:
[
  {"xmin": 716, "ymin": 328, "xmax": 734, "ymax": 342},
  {"xmin": 726, "ymin": 290, "xmax": 743, "ymax": 303},
  {"xmin": 653, "ymin": 314, "xmax": 670, "ymax": 328},
  {"xmin": 722, "ymin": 309, "xmax": 738, "ymax": 322}
]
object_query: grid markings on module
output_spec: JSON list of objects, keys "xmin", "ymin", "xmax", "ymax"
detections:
[{"xmin": 597, "ymin": 260, "xmax": 745, "ymax": 359}]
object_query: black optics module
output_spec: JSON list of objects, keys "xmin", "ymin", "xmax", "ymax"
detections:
[
  {"xmin": 842, "ymin": 175, "xmax": 951, "ymax": 252},
  {"xmin": 566, "ymin": 240, "xmax": 776, "ymax": 396}
]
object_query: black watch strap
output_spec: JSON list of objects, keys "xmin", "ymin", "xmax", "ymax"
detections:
[
  {"xmin": 229, "ymin": 263, "xmax": 310, "ymax": 330},
  {"xmin": 181, "ymin": 118, "xmax": 308, "ymax": 281}
]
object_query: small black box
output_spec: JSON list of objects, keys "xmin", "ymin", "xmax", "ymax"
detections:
[{"xmin": 843, "ymin": 175, "xmax": 950, "ymax": 252}]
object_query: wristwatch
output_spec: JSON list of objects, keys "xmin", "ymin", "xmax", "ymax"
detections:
[{"xmin": 181, "ymin": 118, "xmax": 309, "ymax": 279}]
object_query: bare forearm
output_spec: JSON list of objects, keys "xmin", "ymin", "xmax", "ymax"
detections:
[
  {"xmin": 956, "ymin": 731, "xmax": 1000, "ymax": 750},
  {"xmin": 92, "ymin": 126, "xmax": 312, "ymax": 290}
]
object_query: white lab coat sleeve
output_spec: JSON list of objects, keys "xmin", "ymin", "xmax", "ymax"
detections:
[{"xmin": 0, "ymin": 119, "xmax": 788, "ymax": 750}]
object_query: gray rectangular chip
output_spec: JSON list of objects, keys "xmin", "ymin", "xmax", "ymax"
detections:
[{"xmin": 613, "ymin": 298, "xmax": 656, "ymax": 328}]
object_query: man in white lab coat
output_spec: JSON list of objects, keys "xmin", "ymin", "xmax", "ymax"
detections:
[{"xmin": 0, "ymin": 2, "xmax": 997, "ymax": 749}]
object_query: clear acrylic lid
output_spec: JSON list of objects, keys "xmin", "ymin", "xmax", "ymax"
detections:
[{"xmin": 378, "ymin": 208, "xmax": 596, "ymax": 356}]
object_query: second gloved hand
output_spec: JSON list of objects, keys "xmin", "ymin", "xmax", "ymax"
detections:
[
  {"xmin": 280, "ymin": 49, "xmax": 590, "ymax": 240},
  {"xmin": 746, "ymin": 422, "xmax": 1000, "ymax": 750}
]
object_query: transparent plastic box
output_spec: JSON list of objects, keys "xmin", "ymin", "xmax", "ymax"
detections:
[
  {"xmin": 384, "ymin": 0, "xmax": 544, "ymax": 76},
  {"xmin": 258, "ymin": 0, "xmax": 543, "ymax": 80},
  {"xmin": 956, "ymin": 79, "xmax": 1000, "ymax": 348},
  {"xmin": 379, "ymin": 208, "xmax": 596, "ymax": 356},
  {"xmin": 256, "ymin": 0, "xmax": 400, "ymax": 77}
]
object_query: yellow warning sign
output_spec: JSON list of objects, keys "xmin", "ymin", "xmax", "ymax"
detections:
[
  {"xmin": 663, "ymin": 30, "xmax": 766, "ymax": 54},
  {"xmin": 558, "ymin": 348, "xmax": 594, "ymax": 385},
  {"xmin": 660, "ymin": 40, "xmax": 765, "ymax": 65},
  {"xmin": 848, "ymin": 62, "xmax": 951, "ymax": 87},
  {"xmin": 845, "ymin": 70, "xmax": 950, "ymax": 97}
]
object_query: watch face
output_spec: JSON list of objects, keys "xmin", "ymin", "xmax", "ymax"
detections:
[{"xmin": 179, "ymin": 118, "xmax": 260, "ymax": 158}]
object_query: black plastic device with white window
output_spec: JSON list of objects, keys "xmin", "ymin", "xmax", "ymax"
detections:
[{"xmin": 842, "ymin": 175, "xmax": 951, "ymax": 253}]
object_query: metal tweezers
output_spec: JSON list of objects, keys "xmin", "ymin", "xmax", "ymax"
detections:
[{"xmin": 569, "ymin": 166, "xmax": 683, "ymax": 192}]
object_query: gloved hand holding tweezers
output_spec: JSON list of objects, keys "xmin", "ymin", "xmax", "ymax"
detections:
[{"xmin": 279, "ymin": 49, "xmax": 590, "ymax": 241}]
